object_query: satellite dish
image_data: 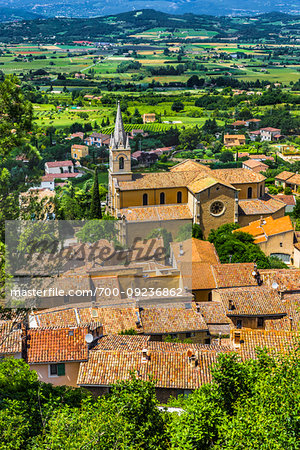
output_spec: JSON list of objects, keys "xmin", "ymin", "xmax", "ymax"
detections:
[
  {"xmin": 252, "ymin": 271, "xmax": 257, "ymax": 276},
  {"xmin": 85, "ymin": 334, "xmax": 93, "ymax": 344},
  {"xmin": 272, "ymin": 282, "xmax": 279, "ymax": 290}
]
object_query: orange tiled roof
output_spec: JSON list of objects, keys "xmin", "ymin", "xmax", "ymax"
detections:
[
  {"xmin": 236, "ymin": 215, "xmax": 294, "ymax": 243},
  {"xmin": 170, "ymin": 159, "xmax": 210, "ymax": 173},
  {"xmin": 195, "ymin": 302, "xmax": 231, "ymax": 325},
  {"xmin": 179, "ymin": 262, "xmax": 217, "ymax": 290},
  {"xmin": 238, "ymin": 195, "xmax": 285, "ymax": 216},
  {"xmin": 187, "ymin": 174, "xmax": 236, "ymax": 193},
  {"xmin": 0, "ymin": 321, "xmax": 22, "ymax": 355},
  {"xmin": 287, "ymin": 173, "xmax": 300, "ymax": 186},
  {"xmin": 232, "ymin": 329, "xmax": 297, "ymax": 359},
  {"xmin": 170, "ymin": 238, "xmax": 220, "ymax": 265},
  {"xmin": 261, "ymin": 269, "xmax": 300, "ymax": 292},
  {"xmin": 27, "ymin": 326, "xmax": 89, "ymax": 363},
  {"xmin": 117, "ymin": 171, "xmax": 199, "ymax": 191},
  {"xmin": 275, "ymin": 171, "xmax": 294, "ymax": 181},
  {"xmin": 140, "ymin": 303, "xmax": 208, "ymax": 334},
  {"xmin": 213, "ymin": 168, "xmax": 265, "ymax": 184},
  {"xmin": 265, "ymin": 293, "xmax": 300, "ymax": 332},
  {"xmin": 243, "ymin": 159, "xmax": 268, "ymax": 169},
  {"xmin": 211, "ymin": 263, "xmax": 258, "ymax": 288},
  {"xmin": 219, "ymin": 286, "xmax": 286, "ymax": 317},
  {"xmin": 77, "ymin": 337, "xmax": 232, "ymax": 389},
  {"xmin": 120, "ymin": 204, "xmax": 193, "ymax": 222}
]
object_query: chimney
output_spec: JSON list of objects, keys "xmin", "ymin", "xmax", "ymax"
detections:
[
  {"xmin": 289, "ymin": 316, "xmax": 293, "ymax": 331},
  {"xmin": 233, "ymin": 331, "xmax": 241, "ymax": 347},
  {"xmin": 187, "ymin": 349, "xmax": 199, "ymax": 368},
  {"xmin": 141, "ymin": 348, "xmax": 150, "ymax": 362},
  {"xmin": 228, "ymin": 299, "xmax": 235, "ymax": 311},
  {"xmin": 179, "ymin": 243, "xmax": 184, "ymax": 256}
]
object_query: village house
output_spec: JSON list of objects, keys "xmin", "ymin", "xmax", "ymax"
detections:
[
  {"xmin": 26, "ymin": 325, "xmax": 102, "ymax": 387},
  {"xmin": 41, "ymin": 172, "xmax": 82, "ymax": 190},
  {"xmin": 242, "ymin": 159, "xmax": 268, "ymax": 173},
  {"xmin": 237, "ymin": 215, "xmax": 295, "ymax": 265},
  {"xmin": 270, "ymin": 194, "xmax": 296, "ymax": 214},
  {"xmin": 71, "ymin": 144, "xmax": 89, "ymax": 161},
  {"xmin": 45, "ymin": 160, "xmax": 74, "ymax": 175},
  {"xmin": 142, "ymin": 113, "xmax": 156, "ymax": 123},
  {"xmin": 224, "ymin": 134, "xmax": 246, "ymax": 148},
  {"xmin": 249, "ymin": 130, "xmax": 261, "ymax": 141},
  {"xmin": 213, "ymin": 286, "xmax": 287, "ymax": 330},
  {"xmin": 275, "ymin": 171, "xmax": 300, "ymax": 193},
  {"xmin": 84, "ymin": 132, "xmax": 110, "ymax": 147},
  {"xmin": 260, "ymin": 127, "xmax": 281, "ymax": 141}
]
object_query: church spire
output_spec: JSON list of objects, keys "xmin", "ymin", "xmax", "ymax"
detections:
[{"xmin": 111, "ymin": 100, "xmax": 127, "ymax": 148}]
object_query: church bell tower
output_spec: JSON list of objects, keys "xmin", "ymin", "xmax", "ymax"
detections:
[{"xmin": 108, "ymin": 101, "xmax": 132, "ymax": 214}]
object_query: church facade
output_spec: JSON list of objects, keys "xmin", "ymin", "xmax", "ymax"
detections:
[{"xmin": 108, "ymin": 103, "xmax": 285, "ymax": 241}]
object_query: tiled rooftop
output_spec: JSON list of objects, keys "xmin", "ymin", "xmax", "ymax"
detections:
[
  {"xmin": 261, "ymin": 269, "xmax": 300, "ymax": 292},
  {"xmin": 170, "ymin": 238, "xmax": 220, "ymax": 265},
  {"xmin": 275, "ymin": 171, "xmax": 294, "ymax": 181},
  {"xmin": 213, "ymin": 168, "xmax": 265, "ymax": 184},
  {"xmin": 238, "ymin": 195, "xmax": 285, "ymax": 216},
  {"xmin": 27, "ymin": 326, "xmax": 89, "ymax": 363},
  {"xmin": 237, "ymin": 215, "xmax": 294, "ymax": 242},
  {"xmin": 77, "ymin": 337, "xmax": 231, "ymax": 389},
  {"xmin": 219, "ymin": 286, "xmax": 286, "ymax": 317},
  {"xmin": 0, "ymin": 321, "xmax": 22, "ymax": 355},
  {"xmin": 140, "ymin": 303, "xmax": 208, "ymax": 334},
  {"xmin": 211, "ymin": 263, "xmax": 258, "ymax": 288},
  {"xmin": 120, "ymin": 204, "xmax": 193, "ymax": 222}
]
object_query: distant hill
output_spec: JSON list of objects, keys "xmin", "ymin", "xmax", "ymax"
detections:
[
  {"xmin": 0, "ymin": 0, "xmax": 299, "ymax": 18},
  {"xmin": 0, "ymin": 7, "xmax": 43, "ymax": 22},
  {"xmin": 0, "ymin": 9, "xmax": 298, "ymax": 43}
]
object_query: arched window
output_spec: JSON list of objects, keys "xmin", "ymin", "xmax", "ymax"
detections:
[
  {"xmin": 143, "ymin": 193, "xmax": 148, "ymax": 206},
  {"xmin": 177, "ymin": 191, "xmax": 182, "ymax": 204},
  {"xmin": 260, "ymin": 185, "xmax": 263, "ymax": 197},
  {"xmin": 119, "ymin": 157, "xmax": 124, "ymax": 170},
  {"xmin": 160, "ymin": 192, "xmax": 165, "ymax": 205},
  {"xmin": 247, "ymin": 187, "xmax": 252, "ymax": 199}
]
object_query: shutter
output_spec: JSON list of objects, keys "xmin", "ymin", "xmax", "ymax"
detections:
[{"xmin": 57, "ymin": 363, "xmax": 65, "ymax": 376}]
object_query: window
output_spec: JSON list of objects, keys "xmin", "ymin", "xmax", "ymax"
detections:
[
  {"xmin": 260, "ymin": 185, "xmax": 263, "ymax": 197},
  {"xmin": 257, "ymin": 318, "xmax": 264, "ymax": 328},
  {"xmin": 143, "ymin": 193, "xmax": 148, "ymax": 206},
  {"xmin": 280, "ymin": 242, "xmax": 283, "ymax": 247},
  {"xmin": 49, "ymin": 363, "xmax": 65, "ymax": 377},
  {"xmin": 177, "ymin": 191, "xmax": 182, "ymax": 204},
  {"xmin": 210, "ymin": 201, "xmax": 225, "ymax": 216},
  {"xmin": 119, "ymin": 156, "xmax": 124, "ymax": 170},
  {"xmin": 186, "ymin": 332, "xmax": 191, "ymax": 338},
  {"xmin": 247, "ymin": 187, "xmax": 252, "ymax": 199},
  {"xmin": 236, "ymin": 319, "xmax": 242, "ymax": 329},
  {"xmin": 205, "ymin": 338, "xmax": 211, "ymax": 344},
  {"xmin": 160, "ymin": 192, "xmax": 165, "ymax": 204}
]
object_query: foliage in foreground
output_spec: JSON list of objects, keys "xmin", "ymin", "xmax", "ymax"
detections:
[{"xmin": 1, "ymin": 348, "xmax": 300, "ymax": 449}]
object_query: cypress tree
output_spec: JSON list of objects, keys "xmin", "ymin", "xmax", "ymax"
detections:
[{"xmin": 90, "ymin": 167, "xmax": 102, "ymax": 219}]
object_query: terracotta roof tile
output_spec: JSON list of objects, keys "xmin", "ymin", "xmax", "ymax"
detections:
[
  {"xmin": 238, "ymin": 195, "xmax": 285, "ymax": 216},
  {"xmin": 237, "ymin": 215, "xmax": 294, "ymax": 242},
  {"xmin": 275, "ymin": 171, "xmax": 294, "ymax": 181},
  {"xmin": 195, "ymin": 301, "xmax": 231, "ymax": 324},
  {"xmin": 219, "ymin": 286, "xmax": 286, "ymax": 316},
  {"xmin": 261, "ymin": 269, "xmax": 300, "ymax": 292},
  {"xmin": 27, "ymin": 326, "xmax": 89, "ymax": 363},
  {"xmin": 211, "ymin": 263, "xmax": 258, "ymax": 288},
  {"xmin": 45, "ymin": 160, "xmax": 73, "ymax": 168},
  {"xmin": 170, "ymin": 239, "xmax": 220, "ymax": 265},
  {"xmin": 140, "ymin": 303, "xmax": 208, "ymax": 334},
  {"xmin": 0, "ymin": 321, "xmax": 22, "ymax": 355},
  {"xmin": 232, "ymin": 329, "xmax": 297, "ymax": 359},
  {"xmin": 213, "ymin": 168, "xmax": 265, "ymax": 184},
  {"xmin": 77, "ymin": 337, "xmax": 232, "ymax": 389},
  {"xmin": 120, "ymin": 204, "xmax": 193, "ymax": 221}
]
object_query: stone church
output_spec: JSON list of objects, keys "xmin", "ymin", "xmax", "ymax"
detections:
[{"xmin": 108, "ymin": 102, "xmax": 285, "ymax": 242}]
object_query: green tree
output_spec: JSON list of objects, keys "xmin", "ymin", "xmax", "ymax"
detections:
[
  {"xmin": 171, "ymin": 101, "xmax": 184, "ymax": 112},
  {"xmin": 90, "ymin": 167, "xmax": 102, "ymax": 219}
]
